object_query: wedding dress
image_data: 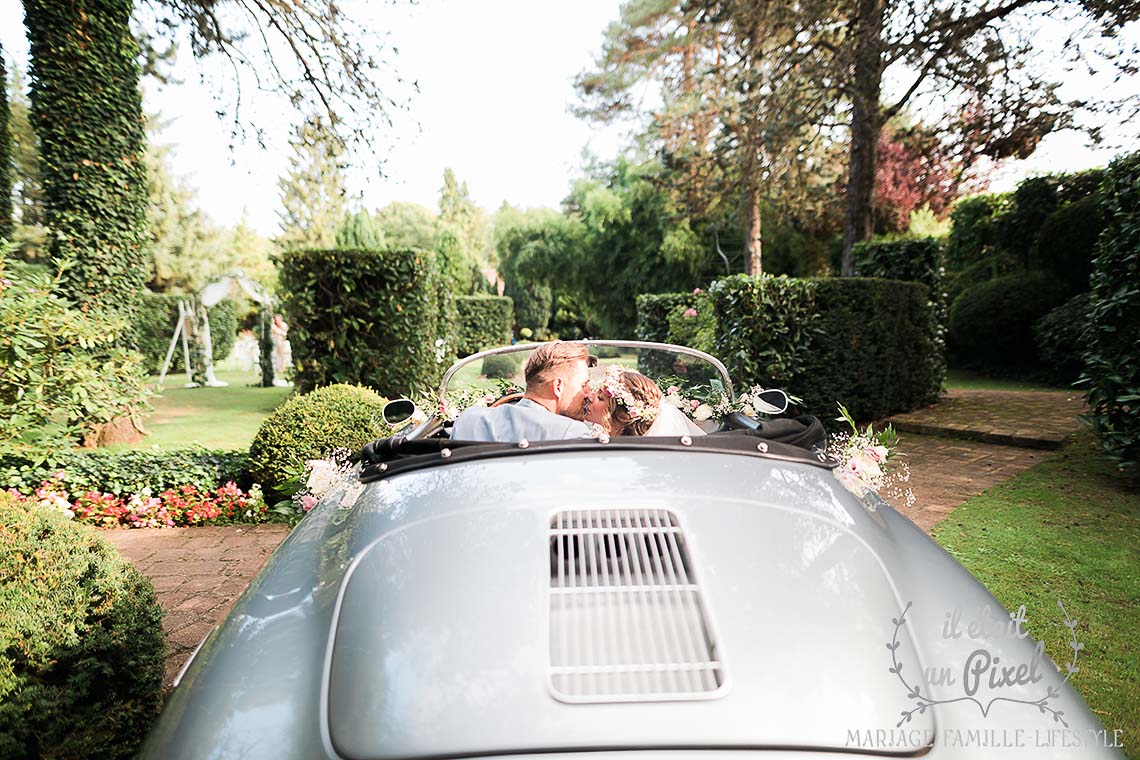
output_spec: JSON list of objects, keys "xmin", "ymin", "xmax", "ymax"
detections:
[{"xmin": 645, "ymin": 402, "xmax": 707, "ymax": 437}]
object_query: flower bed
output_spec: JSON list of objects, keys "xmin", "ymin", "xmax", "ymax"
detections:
[{"xmin": 6, "ymin": 475, "xmax": 266, "ymax": 528}]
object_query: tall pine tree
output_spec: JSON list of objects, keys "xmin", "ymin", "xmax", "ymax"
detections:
[{"xmin": 276, "ymin": 116, "xmax": 347, "ymax": 250}]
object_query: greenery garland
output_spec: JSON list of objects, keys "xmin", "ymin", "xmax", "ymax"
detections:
[{"xmin": 24, "ymin": 0, "xmax": 148, "ymax": 316}]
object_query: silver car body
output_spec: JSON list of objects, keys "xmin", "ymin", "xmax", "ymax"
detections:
[{"xmin": 141, "ymin": 341, "xmax": 1121, "ymax": 760}]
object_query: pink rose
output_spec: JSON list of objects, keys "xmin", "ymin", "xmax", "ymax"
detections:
[
  {"xmin": 683, "ymin": 308, "xmax": 698, "ymax": 318},
  {"xmin": 692, "ymin": 288, "xmax": 703, "ymax": 294},
  {"xmin": 300, "ymin": 494, "xmax": 318, "ymax": 512}
]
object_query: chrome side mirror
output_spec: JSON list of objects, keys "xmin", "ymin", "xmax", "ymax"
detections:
[
  {"xmin": 382, "ymin": 399, "xmax": 419, "ymax": 426},
  {"xmin": 752, "ymin": 389, "xmax": 790, "ymax": 415}
]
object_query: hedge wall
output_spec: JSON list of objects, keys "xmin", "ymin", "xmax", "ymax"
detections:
[
  {"xmin": 854, "ymin": 236, "xmax": 947, "ymax": 395},
  {"xmin": 636, "ymin": 291, "xmax": 710, "ymax": 378},
  {"xmin": 639, "ymin": 276, "xmax": 943, "ymax": 422},
  {"xmin": 1083, "ymin": 152, "xmax": 1140, "ymax": 470},
  {"xmin": 135, "ymin": 292, "xmax": 238, "ymax": 372},
  {"xmin": 0, "ymin": 446, "xmax": 251, "ymax": 496},
  {"xmin": 277, "ymin": 248, "xmax": 455, "ymax": 396},
  {"xmin": 456, "ymin": 295, "xmax": 513, "ymax": 356},
  {"xmin": 0, "ymin": 494, "xmax": 165, "ymax": 760},
  {"xmin": 25, "ymin": 0, "xmax": 149, "ymax": 317}
]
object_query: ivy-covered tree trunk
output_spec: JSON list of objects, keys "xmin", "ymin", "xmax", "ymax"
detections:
[
  {"xmin": 24, "ymin": 0, "xmax": 148, "ymax": 315},
  {"xmin": 0, "ymin": 44, "xmax": 13, "ymax": 242}
]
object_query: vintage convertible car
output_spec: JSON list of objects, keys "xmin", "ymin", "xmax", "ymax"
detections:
[{"xmin": 140, "ymin": 341, "xmax": 1121, "ymax": 759}]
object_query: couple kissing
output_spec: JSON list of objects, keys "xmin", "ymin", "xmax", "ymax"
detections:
[{"xmin": 450, "ymin": 342, "xmax": 704, "ymax": 442}]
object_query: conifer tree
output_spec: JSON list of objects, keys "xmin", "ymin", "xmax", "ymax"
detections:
[{"xmin": 276, "ymin": 116, "xmax": 347, "ymax": 250}]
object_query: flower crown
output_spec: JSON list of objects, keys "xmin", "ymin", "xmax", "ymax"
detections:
[{"xmin": 593, "ymin": 365, "xmax": 659, "ymax": 423}]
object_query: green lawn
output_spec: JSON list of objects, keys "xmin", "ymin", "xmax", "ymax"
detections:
[
  {"xmin": 122, "ymin": 371, "xmax": 293, "ymax": 450},
  {"xmin": 933, "ymin": 435, "xmax": 1140, "ymax": 756},
  {"xmin": 944, "ymin": 369, "xmax": 1068, "ymax": 393}
]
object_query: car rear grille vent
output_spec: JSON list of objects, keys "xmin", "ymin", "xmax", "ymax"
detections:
[{"xmin": 548, "ymin": 509, "xmax": 725, "ymax": 702}]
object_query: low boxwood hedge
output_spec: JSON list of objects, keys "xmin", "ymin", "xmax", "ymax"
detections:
[
  {"xmin": 456, "ymin": 296, "xmax": 513, "ymax": 356},
  {"xmin": 0, "ymin": 446, "xmax": 251, "ymax": 496},
  {"xmin": 248, "ymin": 384, "xmax": 391, "ymax": 493},
  {"xmin": 0, "ymin": 493, "xmax": 165, "ymax": 760}
]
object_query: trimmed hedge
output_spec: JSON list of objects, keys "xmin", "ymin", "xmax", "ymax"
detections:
[
  {"xmin": 1030, "ymin": 195, "xmax": 1104, "ymax": 294},
  {"xmin": 0, "ymin": 446, "xmax": 251, "ymax": 496},
  {"xmin": 481, "ymin": 353, "xmax": 521, "ymax": 379},
  {"xmin": 135, "ymin": 292, "xmax": 239, "ymax": 372},
  {"xmin": 709, "ymin": 275, "xmax": 820, "ymax": 390},
  {"xmin": 854, "ymin": 236, "xmax": 947, "ymax": 392},
  {"xmin": 945, "ymin": 193, "xmax": 1011, "ymax": 268},
  {"xmin": 948, "ymin": 271, "xmax": 1070, "ymax": 373},
  {"xmin": 248, "ymin": 384, "xmax": 391, "ymax": 493},
  {"xmin": 456, "ymin": 295, "xmax": 513, "ymax": 356},
  {"xmin": 640, "ymin": 276, "xmax": 942, "ymax": 422},
  {"xmin": 1083, "ymin": 152, "xmax": 1140, "ymax": 470},
  {"xmin": 0, "ymin": 494, "xmax": 165, "ymax": 760},
  {"xmin": 277, "ymin": 248, "xmax": 455, "ymax": 396},
  {"xmin": 1034, "ymin": 293, "xmax": 1092, "ymax": 386},
  {"xmin": 799, "ymin": 278, "xmax": 942, "ymax": 420}
]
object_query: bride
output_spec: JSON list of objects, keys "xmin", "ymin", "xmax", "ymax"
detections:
[{"xmin": 585, "ymin": 366, "xmax": 706, "ymax": 437}]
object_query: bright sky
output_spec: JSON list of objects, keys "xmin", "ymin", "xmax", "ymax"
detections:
[{"xmin": 1, "ymin": 0, "xmax": 1136, "ymax": 236}]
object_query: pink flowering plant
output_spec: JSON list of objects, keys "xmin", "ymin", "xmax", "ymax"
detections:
[
  {"xmin": 829, "ymin": 403, "xmax": 914, "ymax": 506},
  {"xmin": 6, "ymin": 479, "xmax": 268, "ymax": 528}
]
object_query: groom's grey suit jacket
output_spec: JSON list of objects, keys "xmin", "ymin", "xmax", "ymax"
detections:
[{"xmin": 450, "ymin": 397, "xmax": 592, "ymax": 442}]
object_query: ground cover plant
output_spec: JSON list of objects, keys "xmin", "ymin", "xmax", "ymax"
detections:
[{"xmin": 933, "ymin": 435, "xmax": 1140, "ymax": 757}]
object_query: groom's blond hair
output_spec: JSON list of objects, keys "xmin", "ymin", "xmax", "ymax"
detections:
[{"xmin": 525, "ymin": 342, "xmax": 590, "ymax": 390}]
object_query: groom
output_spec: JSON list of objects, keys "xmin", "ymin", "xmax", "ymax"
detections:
[{"xmin": 451, "ymin": 342, "xmax": 596, "ymax": 442}]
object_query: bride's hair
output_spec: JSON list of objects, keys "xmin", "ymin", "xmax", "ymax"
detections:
[{"xmin": 604, "ymin": 370, "xmax": 663, "ymax": 436}]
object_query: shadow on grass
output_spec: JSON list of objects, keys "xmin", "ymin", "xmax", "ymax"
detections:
[{"xmin": 934, "ymin": 433, "xmax": 1140, "ymax": 757}]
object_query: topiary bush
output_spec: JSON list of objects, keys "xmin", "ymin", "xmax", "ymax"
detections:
[
  {"xmin": 1034, "ymin": 293, "xmax": 1093, "ymax": 386},
  {"xmin": 0, "ymin": 493, "xmax": 165, "ymax": 760},
  {"xmin": 481, "ymin": 353, "xmax": 521, "ymax": 380},
  {"xmin": 945, "ymin": 193, "xmax": 1012, "ymax": 268},
  {"xmin": 948, "ymin": 270, "xmax": 1070, "ymax": 374},
  {"xmin": 1082, "ymin": 151, "xmax": 1140, "ymax": 471},
  {"xmin": 0, "ymin": 446, "xmax": 251, "ymax": 496},
  {"xmin": 456, "ymin": 295, "xmax": 514, "ymax": 356},
  {"xmin": 248, "ymin": 384, "xmax": 391, "ymax": 493},
  {"xmin": 277, "ymin": 248, "xmax": 455, "ymax": 396},
  {"xmin": 1029, "ymin": 195, "xmax": 1105, "ymax": 295},
  {"xmin": 944, "ymin": 250, "xmax": 1020, "ymax": 308}
]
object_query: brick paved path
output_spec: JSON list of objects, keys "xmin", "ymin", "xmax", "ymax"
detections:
[
  {"xmin": 886, "ymin": 388, "xmax": 1085, "ymax": 449},
  {"xmin": 101, "ymin": 524, "xmax": 290, "ymax": 690},
  {"xmin": 101, "ymin": 389, "xmax": 1084, "ymax": 692}
]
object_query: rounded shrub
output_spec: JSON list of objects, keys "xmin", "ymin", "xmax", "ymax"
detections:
[
  {"xmin": 482, "ymin": 353, "xmax": 521, "ymax": 380},
  {"xmin": 248, "ymin": 384, "xmax": 390, "ymax": 493},
  {"xmin": 0, "ymin": 493, "xmax": 165, "ymax": 760},
  {"xmin": 1034, "ymin": 293, "xmax": 1093, "ymax": 386},
  {"xmin": 1029, "ymin": 195, "xmax": 1105, "ymax": 294},
  {"xmin": 948, "ymin": 270, "xmax": 1070, "ymax": 373}
]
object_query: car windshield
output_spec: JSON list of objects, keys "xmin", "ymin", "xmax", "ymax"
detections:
[{"xmin": 438, "ymin": 340, "xmax": 734, "ymax": 412}]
